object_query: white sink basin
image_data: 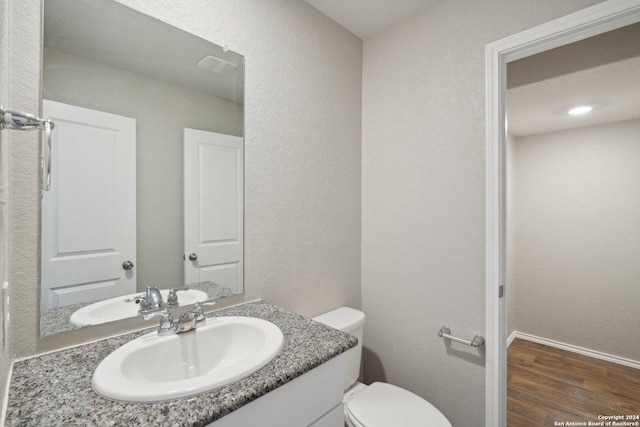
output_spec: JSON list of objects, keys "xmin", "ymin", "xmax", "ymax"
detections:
[
  {"xmin": 69, "ymin": 289, "xmax": 209, "ymax": 327},
  {"xmin": 92, "ymin": 316, "xmax": 284, "ymax": 402}
]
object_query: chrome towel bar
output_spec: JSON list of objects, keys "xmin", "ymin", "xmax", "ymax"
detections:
[
  {"xmin": 1, "ymin": 106, "xmax": 54, "ymax": 193},
  {"xmin": 0, "ymin": 106, "xmax": 54, "ymax": 131},
  {"xmin": 438, "ymin": 326, "xmax": 485, "ymax": 348}
]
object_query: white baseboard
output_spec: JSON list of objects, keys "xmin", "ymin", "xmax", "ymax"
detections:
[{"xmin": 508, "ymin": 331, "xmax": 640, "ymax": 370}]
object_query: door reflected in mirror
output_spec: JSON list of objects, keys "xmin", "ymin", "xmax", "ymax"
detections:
[{"xmin": 40, "ymin": 0, "xmax": 244, "ymax": 337}]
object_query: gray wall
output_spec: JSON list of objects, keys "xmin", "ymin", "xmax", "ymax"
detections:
[
  {"xmin": 513, "ymin": 119, "xmax": 640, "ymax": 361},
  {"xmin": 5, "ymin": 0, "xmax": 362, "ymax": 362},
  {"xmin": 361, "ymin": 0, "xmax": 603, "ymax": 425},
  {"xmin": 43, "ymin": 49, "xmax": 243, "ymax": 290}
]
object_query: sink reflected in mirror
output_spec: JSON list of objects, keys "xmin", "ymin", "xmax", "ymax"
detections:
[
  {"xmin": 69, "ymin": 289, "xmax": 208, "ymax": 327},
  {"xmin": 40, "ymin": 281, "xmax": 236, "ymax": 337},
  {"xmin": 92, "ymin": 317, "xmax": 284, "ymax": 402}
]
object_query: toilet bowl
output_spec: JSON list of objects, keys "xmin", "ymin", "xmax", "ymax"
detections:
[{"xmin": 313, "ymin": 307, "xmax": 452, "ymax": 427}]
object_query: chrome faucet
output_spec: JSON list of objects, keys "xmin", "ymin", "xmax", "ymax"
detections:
[
  {"xmin": 143, "ymin": 299, "xmax": 217, "ymax": 336},
  {"xmin": 125, "ymin": 286, "xmax": 189, "ymax": 313},
  {"xmin": 145, "ymin": 286, "xmax": 164, "ymax": 309}
]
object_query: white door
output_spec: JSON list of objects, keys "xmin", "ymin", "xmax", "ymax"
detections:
[
  {"xmin": 41, "ymin": 100, "xmax": 136, "ymax": 310},
  {"xmin": 184, "ymin": 128, "xmax": 243, "ymax": 293}
]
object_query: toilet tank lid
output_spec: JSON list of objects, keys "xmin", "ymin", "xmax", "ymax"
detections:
[{"xmin": 312, "ymin": 307, "xmax": 365, "ymax": 333}]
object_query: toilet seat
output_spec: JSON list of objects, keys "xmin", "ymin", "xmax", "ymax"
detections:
[{"xmin": 345, "ymin": 382, "xmax": 452, "ymax": 427}]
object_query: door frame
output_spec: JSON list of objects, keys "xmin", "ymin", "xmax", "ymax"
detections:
[{"xmin": 484, "ymin": 1, "xmax": 640, "ymax": 425}]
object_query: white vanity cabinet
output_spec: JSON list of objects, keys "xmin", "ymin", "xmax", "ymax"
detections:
[{"xmin": 209, "ymin": 354, "xmax": 345, "ymax": 427}]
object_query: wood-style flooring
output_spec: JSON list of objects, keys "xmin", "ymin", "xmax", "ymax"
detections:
[{"xmin": 507, "ymin": 338, "xmax": 640, "ymax": 427}]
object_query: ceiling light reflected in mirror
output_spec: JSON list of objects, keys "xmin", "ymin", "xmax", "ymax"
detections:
[{"xmin": 568, "ymin": 105, "xmax": 593, "ymax": 116}]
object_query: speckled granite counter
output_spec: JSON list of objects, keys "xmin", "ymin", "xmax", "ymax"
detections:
[
  {"xmin": 40, "ymin": 281, "xmax": 237, "ymax": 337},
  {"xmin": 7, "ymin": 301, "xmax": 357, "ymax": 426}
]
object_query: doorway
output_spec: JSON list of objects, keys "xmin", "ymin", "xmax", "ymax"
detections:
[
  {"xmin": 505, "ymin": 27, "xmax": 640, "ymax": 424},
  {"xmin": 485, "ymin": 1, "xmax": 640, "ymax": 426}
]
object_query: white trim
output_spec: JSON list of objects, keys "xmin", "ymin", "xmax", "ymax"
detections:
[
  {"xmin": 485, "ymin": 27, "xmax": 506, "ymax": 427},
  {"xmin": 0, "ymin": 360, "xmax": 13, "ymax": 427},
  {"xmin": 485, "ymin": 1, "xmax": 640, "ymax": 426},
  {"xmin": 510, "ymin": 332, "xmax": 640, "ymax": 371},
  {"xmin": 506, "ymin": 331, "xmax": 517, "ymax": 348}
]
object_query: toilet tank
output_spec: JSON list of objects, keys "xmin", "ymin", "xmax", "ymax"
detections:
[{"xmin": 313, "ymin": 307, "xmax": 365, "ymax": 391}]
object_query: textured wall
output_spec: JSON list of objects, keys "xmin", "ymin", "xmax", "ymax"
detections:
[
  {"xmin": 5, "ymin": 0, "xmax": 42, "ymax": 360},
  {"xmin": 361, "ymin": 0, "xmax": 603, "ymax": 425},
  {"xmin": 8, "ymin": 0, "xmax": 361, "ymax": 358},
  {"xmin": 514, "ymin": 119, "xmax": 640, "ymax": 361},
  {"xmin": 0, "ymin": 0, "xmax": 12, "ymax": 401}
]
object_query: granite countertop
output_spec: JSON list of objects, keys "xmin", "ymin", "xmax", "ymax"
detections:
[
  {"xmin": 40, "ymin": 281, "xmax": 237, "ymax": 337},
  {"xmin": 7, "ymin": 301, "xmax": 357, "ymax": 427}
]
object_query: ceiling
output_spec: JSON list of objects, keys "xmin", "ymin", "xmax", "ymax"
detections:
[
  {"xmin": 46, "ymin": 0, "xmax": 639, "ymax": 133},
  {"xmin": 44, "ymin": 0, "xmax": 244, "ymax": 104},
  {"xmin": 306, "ymin": 1, "xmax": 640, "ymax": 137},
  {"xmin": 507, "ymin": 22, "xmax": 640, "ymax": 137},
  {"xmin": 507, "ymin": 56, "xmax": 640, "ymax": 137},
  {"xmin": 303, "ymin": 0, "xmax": 440, "ymax": 39}
]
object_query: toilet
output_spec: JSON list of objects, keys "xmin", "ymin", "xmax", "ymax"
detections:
[{"xmin": 313, "ymin": 307, "xmax": 452, "ymax": 427}]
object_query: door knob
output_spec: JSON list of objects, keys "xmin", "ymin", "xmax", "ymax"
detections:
[
  {"xmin": 188, "ymin": 253, "xmax": 198, "ymax": 261},
  {"xmin": 122, "ymin": 260, "xmax": 134, "ymax": 270}
]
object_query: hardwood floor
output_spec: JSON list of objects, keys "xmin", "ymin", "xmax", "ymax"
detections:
[{"xmin": 507, "ymin": 338, "xmax": 640, "ymax": 427}]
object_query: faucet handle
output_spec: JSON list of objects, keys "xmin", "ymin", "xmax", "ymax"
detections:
[
  {"xmin": 192, "ymin": 299, "xmax": 218, "ymax": 326},
  {"xmin": 142, "ymin": 307, "xmax": 175, "ymax": 335},
  {"xmin": 166, "ymin": 287, "xmax": 190, "ymax": 307},
  {"xmin": 124, "ymin": 293, "xmax": 146, "ymax": 303},
  {"xmin": 125, "ymin": 293, "xmax": 154, "ymax": 311},
  {"xmin": 193, "ymin": 298, "xmax": 217, "ymax": 312}
]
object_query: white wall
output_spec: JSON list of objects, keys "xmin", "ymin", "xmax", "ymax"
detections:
[
  {"xmin": 361, "ymin": 0, "xmax": 603, "ymax": 425},
  {"xmin": 0, "ymin": 0, "xmax": 12, "ymax": 399},
  {"xmin": 513, "ymin": 119, "xmax": 640, "ymax": 361},
  {"xmin": 6, "ymin": 0, "xmax": 362, "ymax": 359}
]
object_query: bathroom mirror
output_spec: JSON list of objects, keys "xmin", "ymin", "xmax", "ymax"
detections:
[{"xmin": 40, "ymin": 0, "xmax": 244, "ymax": 337}]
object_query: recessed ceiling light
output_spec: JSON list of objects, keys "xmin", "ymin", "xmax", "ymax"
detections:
[{"xmin": 568, "ymin": 105, "xmax": 593, "ymax": 116}]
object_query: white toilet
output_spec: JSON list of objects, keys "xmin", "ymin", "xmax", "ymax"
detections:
[{"xmin": 313, "ymin": 307, "xmax": 452, "ymax": 427}]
